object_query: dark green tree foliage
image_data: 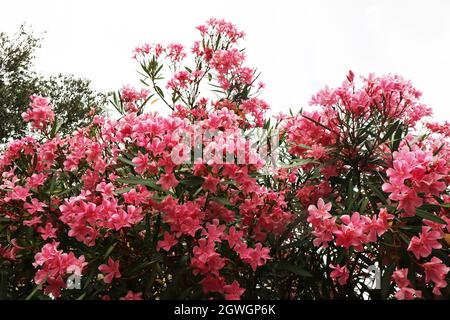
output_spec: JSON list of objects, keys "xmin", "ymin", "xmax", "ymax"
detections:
[{"xmin": 0, "ymin": 25, "xmax": 105, "ymax": 144}]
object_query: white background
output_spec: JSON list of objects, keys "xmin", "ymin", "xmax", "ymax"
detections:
[{"xmin": 1, "ymin": 0, "xmax": 450, "ymax": 120}]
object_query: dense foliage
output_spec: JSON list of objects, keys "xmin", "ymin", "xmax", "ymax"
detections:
[
  {"xmin": 0, "ymin": 19, "xmax": 448, "ymax": 300},
  {"xmin": 0, "ymin": 25, "xmax": 105, "ymax": 144}
]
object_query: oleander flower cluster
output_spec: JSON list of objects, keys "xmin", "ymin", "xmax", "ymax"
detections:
[
  {"xmin": 282, "ymin": 71, "xmax": 449, "ymax": 299},
  {"xmin": 0, "ymin": 18, "xmax": 448, "ymax": 300}
]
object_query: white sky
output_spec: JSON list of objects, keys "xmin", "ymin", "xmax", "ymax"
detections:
[{"xmin": 1, "ymin": 0, "xmax": 450, "ymax": 120}]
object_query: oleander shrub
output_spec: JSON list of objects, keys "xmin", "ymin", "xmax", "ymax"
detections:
[{"xmin": 0, "ymin": 18, "xmax": 448, "ymax": 300}]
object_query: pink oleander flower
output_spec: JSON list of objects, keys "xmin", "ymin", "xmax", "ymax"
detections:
[
  {"xmin": 98, "ymin": 258, "xmax": 122, "ymax": 284},
  {"xmin": 422, "ymin": 257, "xmax": 449, "ymax": 296},
  {"xmin": 329, "ymin": 264, "xmax": 350, "ymax": 285},
  {"xmin": 311, "ymin": 216, "xmax": 337, "ymax": 248},
  {"xmin": 386, "ymin": 160, "xmax": 413, "ymax": 185},
  {"xmin": 392, "ymin": 268, "xmax": 411, "ymax": 288},
  {"xmin": 132, "ymin": 151, "xmax": 149, "ymax": 175},
  {"xmin": 393, "ymin": 268, "xmax": 423, "ymax": 300},
  {"xmin": 157, "ymin": 232, "xmax": 178, "ymax": 252},
  {"xmin": 8, "ymin": 186, "xmax": 31, "ymax": 202},
  {"xmin": 225, "ymin": 226, "xmax": 243, "ymax": 249},
  {"xmin": 364, "ymin": 214, "xmax": 389, "ymax": 242},
  {"xmin": 202, "ymin": 174, "xmax": 220, "ymax": 193},
  {"xmin": 224, "ymin": 280, "xmax": 245, "ymax": 300},
  {"xmin": 26, "ymin": 173, "xmax": 47, "ymax": 188},
  {"xmin": 201, "ymin": 219, "xmax": 225, "ymax": 243},
  {"xmin": 24, "ymin": 198, "xmax": 47, "ymax": 214},
  {"xmin": 307, "ymin": 198, "xmax": 332, "ymax": 222},
  {"xmin": 157, "ymin": 173, "xmax": 179, "ymax": 190},
  {"xmin": 33, "ymin": 242, "xmax": 87, "ymax": 298},
  {"xmin": 395, "ymin": 286, "xmax": 423, "ymax": 300},
  {"xmin": 120, "ymin": 85, "xmax": 149, "ymax": 103},
  {"xmin": 211, "ymin": 48, "xmax": 244, "ymax": 75},
  {"xmin": 191, "ymin": 238, "xmax": 227, "ymax": 277},
  {"xmin": 382, "ymin": 147, "xmax": 448, "ymax": 217},
  {"xmin": 238, "ymin": 243, "xmax": 271, "ymax": 272},
  {"xmin": 120, "ymin": 291, "xmax": 143, "ymax": 300},
  {"xmin": 397, "ymin": 190, "xmax": 423, "ymax": 217},
  {"xmin": 21, "ymin": 95, "xmax": 55, "ymax": 131},
  {"xmin": 199, "ymin": 274, "xmax": 226, "ymax": 294},
  {"xmin": 407, "ymin": 226, "xmax": 442, "ymax": 260},
  {"xmin": 333, "ymin": 212, "xmax": 367, "ymax": 250},
  {"xmin": 166, "ymin": 43, "xmax": 186, "ymax": 62},
  {"xmin": 37, "ymin": 222, "xmax": 57, "ymax": 240},
  {"xmin": 381, "ymin": 181, "xmax": 410, "ymax": 204}
]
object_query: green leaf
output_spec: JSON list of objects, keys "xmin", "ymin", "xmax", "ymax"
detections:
[
  {"xmin": 398, "ymin": 225, "xmax": 422, "ymax": 232},
  {"xmin": 419, "ymin": 203, "xmax": 440, "ymax": 212},
  {"xmin": 391, "ymin": 123, "xmax": 405, "ymax": 152},
  {"xmin": 115, "ymin": 187, "xmax": 133, "ymax": 195},
  {"xmin": 381, "ymin": 263, "xmax": 396, "ymax": 299},
  {"xmin": 49, "ymin": 118, "xmax": 62, "ymax": 138},
  {"xmin": 345, "ymin": 173, "xmax": 355, "ymax": 212},
  {"xmin": 295, "ymin": 143, "xmax": 312, "ymax": 150},
  {"xmin": 25, "ymin": 274, "xmax": 49, "ymax": 300},
  {"xmin": 76, "ymin": 292, "xmax": 87, "ymax": 300},
  {"xmin": 116, "ymin": 176, "xmax": 165, "ymax": 193},
  {"xmin": 273, "ymin": 262, "xmax": 312, "ymax": 277},
  {"xmin": 301, "ymin": 113, "xmax": 334, "ymax": 133},
  {"xmin": 380, "ymin": 120, "xmax": 400, "ymax": 144},
  {"xmin": 210, "ymin": 196, "xmax": 231, "ymax": 206},
  {"xmin": 154, "ymin": 86, "xmax": 165, "ymax": 98},
  {"xmin": 433, "ymin": 143, "xmax": 445, "ymax": 156},
  {"xmin": 155, "ymin": 64, "xmax": 164, "ymax": 77},
  {"xmin": 0, "ymin": 269, "xmax": 8, "ymax": 299},
  {"xmin": 54, "ymin": 184, "xmax": 81, "ymax": 197},
  {"xmin": 415, "ymin": 208, "xmax": 446, "ymax": 224},
  {"xmin": 125, "ymin": 259, "xmax": 159, "ymax": 277},
  {"xmin": 280, "ymin": 239, "xmax": 308, "ymax": 250},
  {"xmin": 48, "ymin": 173, "xmax": 57, "ymax": 195},
  {"xmin": 282, "ymin": 158, "xmax": 317, "ymax": 169},
  {"xmin": 180, "ymin": 175, "xmax": 204, "ymax": 186},
  {"xmin": 367, "ymin": 182, "xmax": 387, "ymax": 205},
  {"xmin": 103, "ymin": 243, "xmax": 117, "ymax": 260},
  {"xmin": 117, "ymin": 156, "xmax": 136, "ymax": 167},
  {"xmin": 398, "ymin": 232, "xmax": 411, "ymax": 244},
  {"xmin": 192, "ymin": 186, "xmax": 202, "ymax": 198},
  {"xmin": 359, "ymin": 198, "xmax": 369, "ymax": 213}
]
